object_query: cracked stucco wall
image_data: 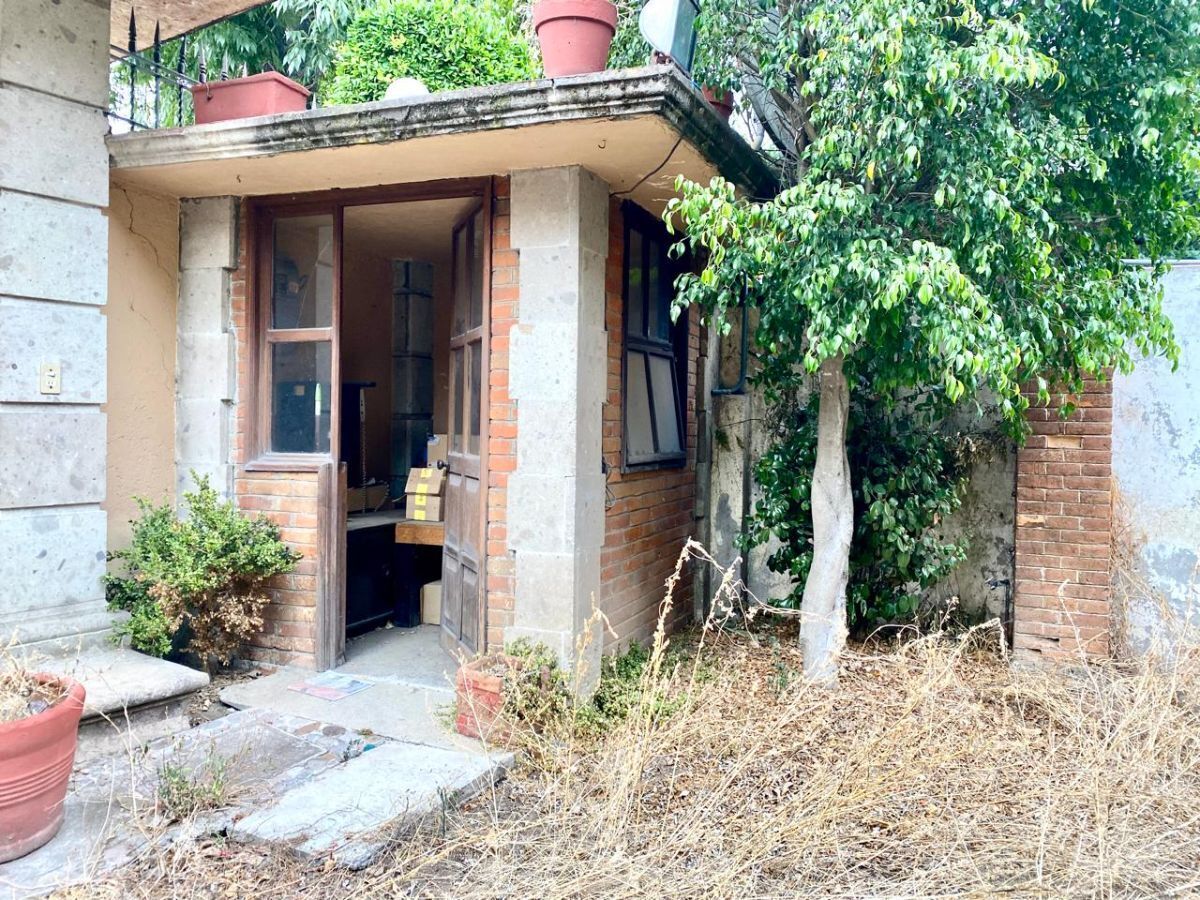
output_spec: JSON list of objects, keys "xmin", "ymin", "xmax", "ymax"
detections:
[
  {"xmin": 105, "ymin": 185, "xmax": 180, "ymax": 551},
  {"xmin": 1113, "ymin": 261, "xmax": 1200, "ymax": 656}
]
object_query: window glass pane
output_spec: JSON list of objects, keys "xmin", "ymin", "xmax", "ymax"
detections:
[
  {"xmin": 626, "ymin": 228, "xmax": 644, "ymax": 337},
  {"xmin": 273, "ymin": 216, "xmax": 333, "ymax": 329},
  {"xmin": 648, "ymin": 353, "xmax": 683, "ymax": 455},
  {"xmin": 451, "ymin": 346, "xmax": 465, "ymax": 452},
  {"xmin": 453, "ymin": 226, "xmax": 469, "ymax": 335},
  {"xmin": 469, "ymin": 211, "xmax": 484, "ymax": 330},
  {"xmin": 468, "ymin": 341, "xmax": 482, "ymax": 455},
  {"xmin": 625, "ymin": 351, "xmax": 655, "ymax": 460},
  {"xmin": 271, "ymin": 342, "xmax": 332, "ymax": 453},
  {"xmin": 647, "ymin": 237, "xmax": 670, "ymax": 341}
]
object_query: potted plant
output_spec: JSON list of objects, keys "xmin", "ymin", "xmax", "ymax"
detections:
[
  {"xmin": 533, "ymin": 0, "xmax": 619, "ymax": 78},
  {"xmin": 0, "ymin": 669, "xmax": 86, "ymax": 862},
  {"xmin": 190, "ymin": 71, "xmax": 311, "ymax": 126},
  {"xmin": 455, "ymin": 654, "xmax": 522, "ymax": 741},
  {"xmin": 701, "ymin": 86, "xmax": 734, "ymax": 122}
]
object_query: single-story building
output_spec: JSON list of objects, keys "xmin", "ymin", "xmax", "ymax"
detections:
[{"xmin": 3, "ymin": 0, "xmax": 1197, "ymax": 721}]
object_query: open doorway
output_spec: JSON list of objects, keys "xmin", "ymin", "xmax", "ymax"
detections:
[
  {"xmin": 333, "ymin": 194, "xmax": 488, "ymax": 675},
  {"xmin": 259, "ymin": 185, "xmax": 490, "ymax": 680}
]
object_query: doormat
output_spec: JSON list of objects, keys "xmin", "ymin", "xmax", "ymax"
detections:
[{"xmin": 287, "ymin": 672, "xmax": 374, "ymax": 701}]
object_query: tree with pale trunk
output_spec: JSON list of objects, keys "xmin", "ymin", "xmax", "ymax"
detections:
[{"xmin": 668, "ymin": 0, "xmax": 1198, "ymax": 683}]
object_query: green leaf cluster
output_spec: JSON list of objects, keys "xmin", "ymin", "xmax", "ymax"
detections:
[
  {"xmin": 749, "ymin": 389, "xmax": 968, "ymax": 629},
  {"xmin": 323, "ymin": 0, "xmax": 537, "ymax": 105},
  {"xmin": 106, "ymin": 474, "xmax": 301, "ymax": 665},
  {"xmin": 667, "ymin": 0, "xmax": 1198, "ymax": 614}
]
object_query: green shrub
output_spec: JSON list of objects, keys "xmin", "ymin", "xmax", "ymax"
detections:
[
  {"xmin": 106, "ymin": 474, "xmax": 301, "ymax": 666},
  {"xmin": 748, "ymin": 390, "xmax": 969, "ymax": 631},
  {"xmin": 502, "ymin": 638, "xmax": 685, "ymax": 740},
  {"xmin": 323, "ymin": 0, "xmax": 536, "ymax": 105}
]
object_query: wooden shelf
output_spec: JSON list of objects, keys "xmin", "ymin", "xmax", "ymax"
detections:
[
  {"xmin": 394, "ymin": 519, "xmax": 445, "ymax": 547},
  {"xmin": 346, "ymin": 510, "xmax": 445, "ymax": 547}
]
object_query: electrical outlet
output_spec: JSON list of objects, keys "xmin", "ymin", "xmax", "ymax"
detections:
[{"xmin": 39, "ymin": 362, "xmax": 61, "ymax": 395}]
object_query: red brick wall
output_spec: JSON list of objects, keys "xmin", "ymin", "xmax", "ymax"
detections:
[
  {"xmin": 1013, "ymin": 375, "xmax": 1114, "ymax": 660},
  {"xmin": 600, "ymin": 200, "xmax": 699, "ymax": 647},
  {"xmin": 485, "ymin": 176, "xmax": 517, "ymax": 652},
  {"xmin": 229, "ymin": 202, "xmax": 323, "ymax": 668}
]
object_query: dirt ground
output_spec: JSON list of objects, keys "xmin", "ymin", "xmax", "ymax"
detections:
[{"xmin": 64, "ymin": 614, "xmax": 1200, "ymax": 899}]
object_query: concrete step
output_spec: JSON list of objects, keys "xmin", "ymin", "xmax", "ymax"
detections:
[
  {"xmin": 230, "ymin": 741, "xmax": 512, "ymax": 869},
  {"xmin": 33, "ymin": 645, "xmax": 210, "ymax": 758}
]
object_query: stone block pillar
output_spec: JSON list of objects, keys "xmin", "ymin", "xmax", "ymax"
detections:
[
  {"xmin": 0, "ymin": 0, "xmax": 113, "ymax": 648},
  {"xmin": 176, "ymin": 198, "xmax": 239, "ymax": 501},
  {"xmin": 506, "ymin": 167, "xmax": 609, "ymax": 686},
  {"xmin": 1013, "ymin": 376, "xmax": 1114, "ymax": 660}
]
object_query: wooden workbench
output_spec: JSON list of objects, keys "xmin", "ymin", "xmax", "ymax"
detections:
[{"xmin": 346, "ymin": 510, "xmax": 445, "ymax": 547}]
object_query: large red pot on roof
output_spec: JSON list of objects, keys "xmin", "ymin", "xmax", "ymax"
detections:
[
  {"xmin": 0, "ymin": 676, "xmax": 85, "ymax": 863},
  {"xmin": 533, "ymin": 0, "xmax": 619, "ymax": 78},
  {"xmin": 190, "ymin": 71, "xmax": 310, "ymax": 125}
]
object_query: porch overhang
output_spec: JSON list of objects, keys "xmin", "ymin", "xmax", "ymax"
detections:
[
  {"xmin": 113, "ymin": 0, "xmax": 273, "ymax": 49},
  {"xmin": 107, "ymin": 66, "xmax": 779, "ymax": 214}
]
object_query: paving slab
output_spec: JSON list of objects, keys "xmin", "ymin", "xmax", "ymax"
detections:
[
  {"xmin": 0, "ymin": 709, "xmax": 365, "ymax": 899},
  {"xmin": 221, "ymin": 669, "xmax": 479, "ymax": 752},
  {"xmin": 230, "ymin": 741, "xmax": 511, "ymax": 869},
  {"xmin": 336, "ymin": 625, "xmax": 459, "ymax": 693}
]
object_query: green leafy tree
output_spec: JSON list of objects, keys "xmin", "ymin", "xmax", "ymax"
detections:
[
  {"xmin": 323, "ymin": 0, "xmax": 536, "ymax": 105},
  {"xmin": 669, "ymin": 0, "xmax": 1199, "ymax": 682},
  {"xmin": 751, "ymin": 387, "xmax": 969, "ymax": 630}
]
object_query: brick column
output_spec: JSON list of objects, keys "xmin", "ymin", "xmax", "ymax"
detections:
[{"xmin": 1013, "ymin": 376, "xmax": 1113, "ymax": 660}]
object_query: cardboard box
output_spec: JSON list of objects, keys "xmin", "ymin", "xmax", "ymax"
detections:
[
  {"xmin": 345, "ymin": 483, "xmax": 389, "ymax": 512},
  {"xmin": 426, "ymin": 433, "xmax": 449, "ymax": 468},
  {"xmin": 405, "ymin": 493, "xmax": 443, "ymax": 522},
  {"xmin": 404, "ymin": 466, "xmax": 446, "ymax": 496},
  {"xmin": 421, "ymin": 581, "xmax": 442, "ymax": 626}
]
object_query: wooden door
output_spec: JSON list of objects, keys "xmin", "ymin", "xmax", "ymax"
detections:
[{"xmin": 441, "ymin": 204, "xmax": 488, "ymax": 653}]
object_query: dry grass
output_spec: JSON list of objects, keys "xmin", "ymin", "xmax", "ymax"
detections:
[{"xmin": 74, "ymin": 549, "xmax": 1200, "ymax": 899}]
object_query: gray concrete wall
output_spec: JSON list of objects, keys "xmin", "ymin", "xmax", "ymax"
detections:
[
  {"xmin": 1114, "ymin": 262, "xmax": 1200, "ymax": 656},
  {"xmin": 0, "ymin": 0, "xmax": 113, "ymax": 648},
  {"xmin": 506, "ymin": 166, "xmax": 609, "ymax": 687},
  {"xmin": 176, "ymin": 198, "xmax": 239, "ymax": 501}
]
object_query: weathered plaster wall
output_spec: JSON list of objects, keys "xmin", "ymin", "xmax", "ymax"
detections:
[
  {"xmin": 705, "ymin": 324, "xmax": 1015, "ymax": 622},
  {"xmin": 105, "ymin": 185, "xmax": 179, "ymax": 550},
  {"xmin": 0, "ymin": 0, "xmax": 113, "ymax": 648},
  {"xmin": 1114, "ymin": 262, "xmax": 1200, "ymax": 656}
]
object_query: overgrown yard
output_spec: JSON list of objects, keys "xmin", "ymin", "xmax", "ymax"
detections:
[{"xmin": 67, "ymin": 617, "xmax": 1200, "ymax": 898}]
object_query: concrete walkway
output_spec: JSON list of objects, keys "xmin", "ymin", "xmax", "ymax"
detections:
[{"xmin": 0, "ymin": 632, "xmax": 510, "ymax": 898}]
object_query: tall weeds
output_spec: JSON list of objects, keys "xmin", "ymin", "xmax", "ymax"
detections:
[{"xmin": 79, "ymin": 542, "xmax": 1200, "ymax": 898}]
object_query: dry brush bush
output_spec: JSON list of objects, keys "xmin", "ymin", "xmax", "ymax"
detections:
[
  {"xmin": 370, "ymin": 544, "xmax": 1200, "ymax": 898},
  {"xmin": 74, "ymin": 543, "xmax": 1200, "ymax": 899}
]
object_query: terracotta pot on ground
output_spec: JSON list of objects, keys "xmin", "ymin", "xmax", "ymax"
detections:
[
  {"xmin": 533, "ymin": 0, "xmax": 619, "ymax": 78},
  {"xmin": 0, "ymin": 677, "xmax": 86, "ymax": 863},
  {"xmin": 190, "ymin": 72, "xmax": 310, "ymax": 125},
  {"xmin": 455, "ymin": 655, "xmax": 521, "ymax": 741},
  {"xmin": 702, "ymin": 86, "xmax": 735, "ymax": 122}
]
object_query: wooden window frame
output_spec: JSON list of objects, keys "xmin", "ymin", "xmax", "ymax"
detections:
[
  {"xmin": 621, "ymin": 201, "xmax": 689, "ymax": 472},
  {"xmin": 244, "ymin": 178, "xmax": 489, "ymax": 473}
]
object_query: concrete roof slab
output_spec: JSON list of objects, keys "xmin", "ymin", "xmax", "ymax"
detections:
[{"xmin": 108, "ymin": 67, "xmax": 778, "ymax": 211}]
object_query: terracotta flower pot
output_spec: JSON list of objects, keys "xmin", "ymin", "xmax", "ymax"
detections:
[
  {"xmin": 0, "ymin": 676, "xmax": 85, "ymax": 863},
  {"xmin": 190, "ymin": 72, "xmax": 310, "ymax": 126},
  {"xmin": 702, "ymin": 86, "xmax": 735, "ymax": 122},
  {"xmin": 455, "ymin": 654, "xmax": 521, "ymax": 741},
  {"xmin": 533, "ymin": 0, "xmax": 619, "ymax": 78}
]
